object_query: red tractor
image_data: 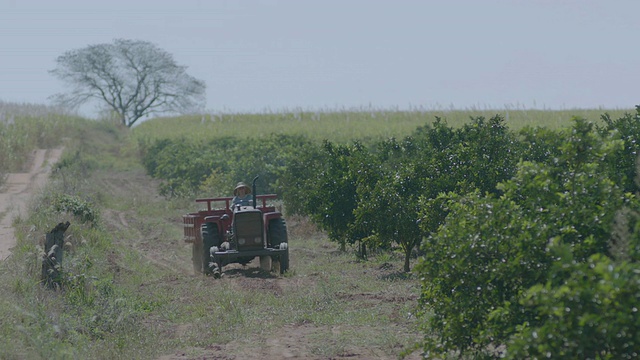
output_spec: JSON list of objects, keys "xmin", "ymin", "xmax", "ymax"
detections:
[{"xmin": 182, "ymin": 177, "xmax": 289, "ymax": 277}]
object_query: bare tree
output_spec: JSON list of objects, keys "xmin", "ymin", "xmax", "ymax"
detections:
[{"xmin": 50, "ymin": 39, "xmax": 206, "ymax": 127}]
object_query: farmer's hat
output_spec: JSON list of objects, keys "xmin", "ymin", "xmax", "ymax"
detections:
[{"xmin": 233, "ymin": 182, "xmax": 251, "ymax": 196}]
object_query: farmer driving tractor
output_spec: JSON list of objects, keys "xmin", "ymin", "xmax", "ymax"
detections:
[
  {"xmin": 231, "ymin": 182, "xmax": 252, "ymax": 206},
  {"xmin": 182, "ymin": 175, "xmax": 290, "ymax": 277}
]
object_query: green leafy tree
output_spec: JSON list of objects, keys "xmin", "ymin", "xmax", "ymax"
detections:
[
  {"xmin": 416, "ymin": 118, "xmax": 630, "ymax": 357},
  {"xmin": 140, "ymin": 134, "xmax": 314, "ymax": 199},
  {"xmin": 417, "ymin": 190, "xmax": 546, "ymax": 357},
  {"xmin": 304, "ymin": 141, "xmax": 363, "ymax": 251},
  {"xmin": 352, "ymin": 137, "xmax": 424, "ymax": 271},
  {"xmin": 280, "ymin": 141, "xmax": 326, "ymax": 216},
  {"xmin": 417, "ymin": 115, "xmax": 520, "ymax": 237},
  {"xmin": 518, "ymin": 125, "xmax": 564, "ymax": 164},
  {"xmin": 223, "ymin": 134, "xmax": 315, "ymax": 199},
  {"xmin": 597, "ymin": 105, "xmax": 640, "ymax": 193},
  {"xmin": 506, "ymin": 250, "xmax": 640, "ymax": 359},
  {"xmin": 142, "ymin": 139, "xmax": 220, "ymax": 197},
  {"xmin": 456, "ymin": 115, "xmax": 519, "ymax": 195}
]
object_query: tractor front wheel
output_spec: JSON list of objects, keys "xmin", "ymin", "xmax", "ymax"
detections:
[{"xmin": 280, "ymin": 248, "xmax": 289, "ymax": 274}]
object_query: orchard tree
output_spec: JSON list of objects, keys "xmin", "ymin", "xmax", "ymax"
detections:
[
  {"xmin": 305, "ymin": 141, "xmax": 363, "ymax": 251},
  {"xmin": 50, "ymin": 39, "xmax": 206, "ymax": 127},
  {"xmin": 416, "ymin": 118, "xmax": 632, "ymax": 357},
  {"xmin": 353, "ymin": 137, "xmax": 425, "ymax": 272}
]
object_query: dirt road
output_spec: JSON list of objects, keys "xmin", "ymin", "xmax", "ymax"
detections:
[{"xmin": 0, "ymin": 148, "xmax": 64, "ymax": 260}]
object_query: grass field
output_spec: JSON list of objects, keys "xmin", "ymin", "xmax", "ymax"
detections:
[{"xmin": 132, "ymin": 107, "xmax": 633, "ymax": 144}]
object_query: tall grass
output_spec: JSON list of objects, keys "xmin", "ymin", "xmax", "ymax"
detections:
[
  {"xmin": 132, "ymin": 106, "xmax": 634, "ymax": 145},
  {"xmin": 0, "ymin": 101, "xmax": 88, "ymax": 179}
]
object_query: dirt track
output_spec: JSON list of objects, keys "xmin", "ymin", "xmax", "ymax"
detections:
[{"xmin": 0, "ymin": 148, "xmax": 63, "ymax": 260}]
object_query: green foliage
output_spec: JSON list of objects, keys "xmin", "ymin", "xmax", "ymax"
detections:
[
  {"xmin": 287, "ymin": 115, "xmax": 521, "ymax": 272},
  {"xmin": 504, "ymin": 201, "xmax": 640, "ymax": 359},
  {"xmin": 454, "ymin": 115, "xmax": 520, "ymax": 195},
  {"xmin": 506, "ymin": 252, "xmax": 640, "ymax": 359},
  {"xmin": 301, "ymin": 141, "xmax": 364, "ymax": 250},
  {"xmin": 139, "ymin": 133, "xmax": 315, "ymax": 199},
  {"xmin": 141, "ymin": 138, "xmax": 220, "ymax": 197},
  {"xmin": 279, "ymin": 141, "xmax": 326, "ymax": 215},
  {"xmin": 352, "ymin": 137, "xmax": 424, "ymax": 270},
  {"xmin": 518, "ymin": 125, "xmax": 565, "ymax": 164},
  {"xmin": 415, "ymin": 118, "xmax": 636, "ymax": 357},
  {"xmin": 227, "ymin": 133, "xmax": 317, "ymax": 198},
  {"xmin": 416, "ymin": 116, "xmax": 521, "ymax": 236},
  {"xmin": 417, "ymin": 191, "xmax": 546, "ymax": 356},
  {"xmin": 597, "ymin": 106, "xmax": 640, "ymax": 194},
  {"xmin": 50, "ymin": 193, "xmax": 99, "ymax": 225},
  {"xmin": 502, "ymin": 119, "xmax": 625, "ymax": 261},
  {"xmin": 198, "ymin": 168, "xmax": 232, "ymax": 197}
]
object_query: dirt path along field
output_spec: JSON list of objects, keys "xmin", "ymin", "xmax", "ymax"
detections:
[{"xmin": 0, "ymin": 148, "xmax": 64, "ymax": 260}]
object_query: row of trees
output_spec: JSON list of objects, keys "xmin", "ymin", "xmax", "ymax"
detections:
[
  {"xmin": 284, "ymin": 111, "xmax": 640, "ymax": 357},
  {"xmin": 416, "ymin": 116, "xmax": 640, "ymax": 357},
  {"xmin": 139, "ymin": 109, "xmax": 640, "ymax": 357},
  {"xmin": 280, "ymin": 115, "xmax": 521, "ymax": 272},
  {"xmin": 139, "ymin": 112, "xmax": 640, "ymax": 274},
  {"xmin": 138, "ymin": 133, "xmax": 315, "ymax": 198},
  {"xmin": 139, "ymin": 115, "xmax": 521, "ymax": 272}
]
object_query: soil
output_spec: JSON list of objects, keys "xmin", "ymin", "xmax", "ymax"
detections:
[{"xmin": 0, "ymin": 148, "xmax": 64, "ymax": 260}]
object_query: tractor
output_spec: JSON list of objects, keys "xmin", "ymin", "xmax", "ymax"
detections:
[{"xmin": 182, "ymin": 177, "xmax": 289, "ymax": 278}]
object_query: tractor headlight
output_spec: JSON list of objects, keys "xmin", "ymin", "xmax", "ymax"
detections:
[
  {"xmin": 254, "ymin": 237, "xmax": 261, "ymax": 244},
  {"xmin": 238, "ymin": 238, "xmax": 246, "ymax": 245},
  {"xmin": 279, "ymin": 242, "xmax": 288, "ymax": 250}
]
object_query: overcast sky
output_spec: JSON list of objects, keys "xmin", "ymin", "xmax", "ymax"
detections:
[{"xmin": 1, "ymin": 0, "xmax": 638, "ymax": 117}]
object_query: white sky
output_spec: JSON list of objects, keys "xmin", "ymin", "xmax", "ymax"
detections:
[{"xmin": 1, "ymin": 0, "xmax": 638, "ymax": 117}]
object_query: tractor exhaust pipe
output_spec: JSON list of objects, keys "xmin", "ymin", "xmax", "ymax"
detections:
[{"xmin": 252, "ymin": 175, "xmax": 259, "ymax": 208}]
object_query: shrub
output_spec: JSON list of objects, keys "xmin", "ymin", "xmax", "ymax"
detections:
[
  {"xmin": 52, "ymin": 193, "xmax": 99, "ymax": 224},
  {"xmin": 506, "ymin": 251, "xmax": 640, "ymax": 359},
  {"xmin": 139, "ymin": 134, "xmax": 315, "ymax": 199},
  {"xmin": 597, "ymin": 106, "xmax": 640, "ymax": 194},
  {"xmin": 416, "ymin": 118, "xmax": 632, "ymax": 357}
]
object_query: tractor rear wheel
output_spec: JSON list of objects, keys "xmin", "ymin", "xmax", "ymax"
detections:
[
  {"xmin": 201, "ymin": 222, "xmax": 221, "ymax": 275},
  {"xmin": 268, "ymin": 218, "xmax": 289, "ymax": 274}
]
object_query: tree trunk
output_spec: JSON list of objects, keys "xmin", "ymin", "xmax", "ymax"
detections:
[
  {"xmin": 41, "ymin": 221, "xmax": 70, "ymax": 289},
  {"xmin": 358, "ymin": 241, "xmax": 367, "ymax": 260},
  {"xmin": 404, "ymin": 245, "xmax": 411, "ymax": 273}
]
